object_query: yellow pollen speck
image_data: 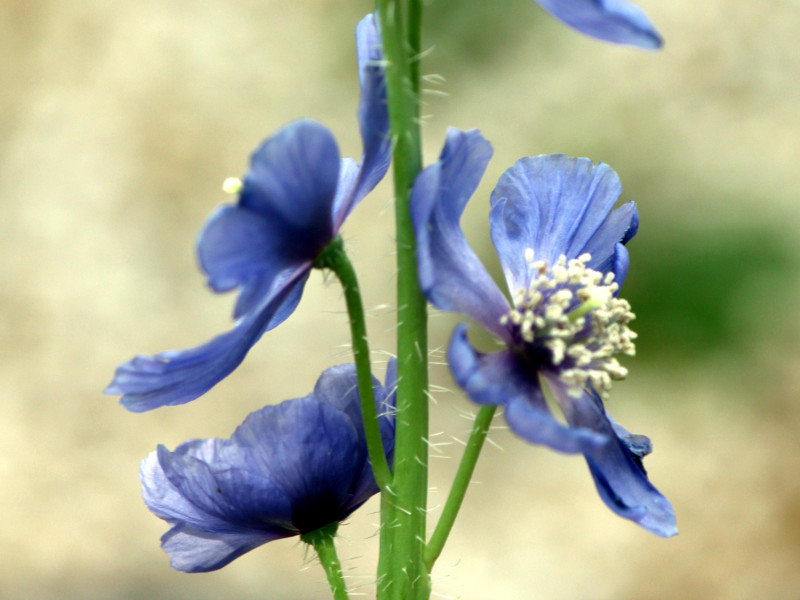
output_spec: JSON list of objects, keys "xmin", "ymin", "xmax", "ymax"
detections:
[{"xmin": 222, "ymin": 177, "xmax": 243, "ymax": 195}]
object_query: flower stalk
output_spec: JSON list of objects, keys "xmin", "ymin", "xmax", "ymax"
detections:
[
  {"xmin": 302, "ymin": 523, "xmax": 350, "ymax": 600},
  {"xmin": 424, "ymin": 405, "xmax": 496, "ymax": 570},
  {"xmin": 315, "ymin": 236, "xmax": 392, "ymax": 492},
  {"xmin": 375, "ymin": 1, "xmax": 430, "ymax": 598}
]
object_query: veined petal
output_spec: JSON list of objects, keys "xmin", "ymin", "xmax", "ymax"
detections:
[
  {"xmin": 448, "ymin": 324, "xmax": 608, "ymax": 453},
  {"xmin": 580, "ymin": 200, "xmax": 638, "ymax": 279},
  {"xmin": 411, "ymin": 129, "xmax": 511, "ymax": 340},
  {"xmin": 240, "ymin": 119, "xmax": 339, "ymax": 241},
  {"xmin": 232, "ymin": 397, "xmax": 363, "ymax": 532},
  {"xmin": 545, "ymin": 375, "xmax": 678, "ymax": 537},
  {"xmin": 532, "ymin": 0, "xmax": 663, "ymax": 49},
  {"xmin": 490, "ymin": 156, "xmax": 626, "ymax": 289},
  {"xmin": 105, "ymin": 267, "xmax": 310, "ymax": 411},
  {"xmin": 155, "ymin": 443, "xmax": 295, "ymax": 533},
  {"xmin": 160, "ymin": 525, "xmax": 281, "ymax": 573},
  {"xmin": 332, "ymin": 13, "xmax": 391, "ymax": 229}
]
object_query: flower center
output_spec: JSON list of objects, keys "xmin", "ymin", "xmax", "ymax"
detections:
[{"xmin": 499, "ymin": 250, "xmax": 637, "ymax": 398}]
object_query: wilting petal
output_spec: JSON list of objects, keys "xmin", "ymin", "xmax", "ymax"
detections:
[
  {"xmin": 490, "ymin": 156, "xmax": 625, "ymax": 271},
  {"xmin": 411, "ymin": 129, "xmax": 511, "ymax": 340},
  {"xmin": 532, "ymin": 0, "xmax": 663, "ymax": 49},
  {"xmin": 106, "ymin": 267, "xmax": 310, "ymax": 411},
  {"xmin": 545, "ymin": 375, "xmax": 677, "ymax": 536},
  {"xmin": 240, "ymin": 120, "xmax": 339, "ymax": 239},
  {"xmin": 448, "ymin": 325, "xmax": 608, "ymax": 453}
]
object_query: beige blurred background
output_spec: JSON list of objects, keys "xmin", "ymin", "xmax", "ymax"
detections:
[{"xmin": 2, "ymin": 1, "xmax": 800, "ymax": 598}]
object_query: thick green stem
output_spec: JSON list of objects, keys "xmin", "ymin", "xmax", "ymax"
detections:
[
  {"xmin": 315, "ymin": 237, "xmax": 391, "ymax": 491},
  {"xmin": 375, "ymin": 1, "xmax": 429, "ymax": 598},
  {"xmin": 302, "ymin": 523, "xmax": 350, "ymax": 600},
  {"xmin": 424, "ymin": 405, "xmax": 497, "ymax": 570}
]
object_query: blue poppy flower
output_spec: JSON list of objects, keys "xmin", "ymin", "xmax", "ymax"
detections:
[
  {"xmin": 105, "ymin": 14, "xmax": 390, "ymax": 412},
  {"xmin": 141, "ymin": 360, "xmax": 396, "ymax": 573},
  {"xmin": 411, "ymin": 129, "xmax": 676, "ymax": 537},
  {"xmin": 532, "ymin": 0, "xmax": 663, "ymax": 49}
]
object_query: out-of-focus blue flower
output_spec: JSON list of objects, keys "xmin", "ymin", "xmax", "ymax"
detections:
[
  {"xmin": 532, "ymin": 0, "xmax": 663, "ymax": 49},
  {"xmin": 411, "ymin": 129, "xmax": 676, "ymax": 537},
  {"xmin": 105, "ymin": 15, "xmax": 390, "ymax": 412},
  {"xmin": 141, "ymin": 360, "xmax": 396, "ymax": 573}
]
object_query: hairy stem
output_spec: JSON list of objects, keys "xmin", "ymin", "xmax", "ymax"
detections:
[
  {"xmin": 302, "ymin": 523, "xmax": 350, "ymax": 600},
  {"xmin": 315, "ymin": 237, "xmax": 391, "ymax": 491},
  {"xmin": 375, "ymin": 1, "xmax": 430, "ymax": 598},
  {"xmin": 424, "ymin": 405, "xmax": 497, "ymax": 570}
]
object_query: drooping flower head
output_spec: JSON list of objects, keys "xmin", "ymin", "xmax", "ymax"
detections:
[
  {"xmin": 105, "ymin": 14, "xmax": 390, "ymax": 412},
  {"xmin": 532, "ymin": 0, "xmax": 663, "ymax": 49},
  {"xmin": 141, "ymin": 360, "xmax": 396, "ymax": 573},
  {"xmin": 411, "ymin": 129, "xmax": 676, "ymax": 537}
]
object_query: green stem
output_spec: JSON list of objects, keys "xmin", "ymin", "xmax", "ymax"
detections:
[
  {"xmin": 302, "ymin": 523, "xmax": 350, "ymax": 600},
  {"xmin": 424, "ymin": 405, "xmax": 497, "ymax": 571},
  {"xmin": 315, "ymin": 237, "xmax": 391, "ymax": 491},
  {"xmin": 375, "ymin": 1, "xmax": 429, "ymax": 598}
]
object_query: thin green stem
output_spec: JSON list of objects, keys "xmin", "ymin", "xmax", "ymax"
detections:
[
  {"xmin": 302, "ymin": 523, "xmax": 350, "ymax": 600},
  {"xmin": 375, "ymin": 1, "xmax": 429, "ymax": 598},
  {"xmin": 315, "ymin": 237, "xmax": 391, "ymax": 491},
  {"xmin": 424, "ymin": 405, "xmax": 497, "ymax": 571}
]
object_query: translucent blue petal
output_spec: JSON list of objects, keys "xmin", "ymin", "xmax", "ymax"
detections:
[
  {"xmin": 533, "ymin": 0, "xmax": 663, "ymax": 49},
  {"xmin": 240, "ymin": 119, "xmax": 339, "ymax": 238},
  {"xmin": 490, "ymin": 156, "xmax": 626, "ymax": 288},
  {"xmin": 106, "ymin": 267, "xmax": 310, "ymax": 411},
  {"xmin": 143, "ymin": 364, "xmax": 395, "ymax": 571},
  {"xmin": 232, "ymin": 397, "xmax": 363, "ymax": 532},
  {"xmin": 411, "ymin": 129, "xmax": 511, "ymax": 340},
  {"xmin": 448, "ymin": 324, "xmax": 608, "ymax": 453},
  {"xmin": 156, "ymin": 443, "xmax": 295, "ymax": 532},
  {"xmin": 545, "ymin": 375, "xmax": 678, "ymax": 537},
  {"xmin": 160, "ymin": 525, "xmax": 281, "ymax": 573}
]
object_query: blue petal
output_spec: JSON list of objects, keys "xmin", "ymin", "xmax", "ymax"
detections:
[
  {"xmin": 155, "ymin": 443, "xmax": 295, "ymax": 533},
  {"xmin": 105, "ymin": 267, "xmax": 310, "ymax": 411},
  {"xmin": 580, "ymin": 200, "xmax": 638, "ymax": 278},
  {"xmin": 142, "ymin": 443, "xmax": 293, "ymax": 573},
  {"xmin": 232, "ymin": 397, "xmax": 363, "ymax": 532},
  {"xmin": 490, "ymin": 156, "xmax": 627, "ymax": 291},
  {"xmin": 544, "ymin": 375, "xmax": 678, "ymax": 537},
  {"xmin": 447, "ymin": 324, "xmax": 608, "ymax": 453},
  {"xmin": 160, "ymin": 525, "xmax": 279, "ymax": 573},
  {"xmin": 411, "ymin": 129, "xmax": 511, "ymax": 340},
  {"xmin": 240, "ymin": 120, "xmax": 339, "ymax": 239},
  {"xmin": 197, "ymin": 205, "xmax": 303, "ymax": 301},
  {"xmin": 532, "ymin": 0, "xmax": 663, "ymax": 49},
  {"xmin": 331, "ymin": 14, "xmax": 391, "ymax": 229}
]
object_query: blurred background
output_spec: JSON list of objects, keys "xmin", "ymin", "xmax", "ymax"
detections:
[{"xmin": 2, "ymin": 0, "xmax": 800, "ymax": 598}]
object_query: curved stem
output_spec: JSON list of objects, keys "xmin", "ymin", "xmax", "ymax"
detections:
[
  {"xmin": 302, "ymin": 523, "xmax": 350, "ymax": 600},
  {"xmin": 315, "ymin": 237, "xmax": 391, "ymax": 491},
  {"xmin": 424, "ymin": 405, "xmax": 497, "ymax": 571}
]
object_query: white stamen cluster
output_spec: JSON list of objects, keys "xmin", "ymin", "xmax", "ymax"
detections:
[{"xmin": 499, "ymin": 250, "xmax": 637, "ymax": 398}]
